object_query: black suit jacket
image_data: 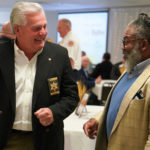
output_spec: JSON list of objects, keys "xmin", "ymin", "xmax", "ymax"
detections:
[
  {"xmin": 0, "ymin": 40, "xmax": 79, "ymax": 150},
  {"xmin": 0, "ymin": 37, "xmax": 11, "ymax": 44}
]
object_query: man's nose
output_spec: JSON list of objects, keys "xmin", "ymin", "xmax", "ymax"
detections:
[{"xmin": 39, "ymin": 28, "xmax": 47, "ymax": 36}]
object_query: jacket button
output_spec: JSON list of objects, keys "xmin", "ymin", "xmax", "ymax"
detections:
[{"xmin": 0, "ymin": 110, "xmax": 3, "ymax": 115}]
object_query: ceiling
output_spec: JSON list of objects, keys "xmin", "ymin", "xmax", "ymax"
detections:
[{"xmin": 0, "ymin": 0, "xmax": 150, "ymax": 11}]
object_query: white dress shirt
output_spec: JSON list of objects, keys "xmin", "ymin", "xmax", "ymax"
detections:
[
  {"xmin": 60, "ymin": 31, "xmax": 81, "ymax": 70},
  {"xmin": 13, "ymin": 43, "xmax": 42, "ymax": 131}
]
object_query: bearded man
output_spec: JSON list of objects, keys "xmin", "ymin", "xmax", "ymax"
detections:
[{"xmin": 83, "ymin": 13, "xmax": 150, "ymax": 150}]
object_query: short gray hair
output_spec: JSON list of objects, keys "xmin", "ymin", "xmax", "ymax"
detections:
[
  {"xmin": 128, "ymin": 13, "xmax": 150, "ymax": 43},
  {"xmin": 10, "ymin": 1, "xmax": 44, "ymax": 34},
  {"xmin": 60, "ymin": 18, "xmax": 72, "ymax": 28}
]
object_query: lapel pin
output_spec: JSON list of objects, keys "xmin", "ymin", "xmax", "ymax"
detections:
[{"xmin": 48, "ymin": 58, "xmax": 52, "ymax": 61}]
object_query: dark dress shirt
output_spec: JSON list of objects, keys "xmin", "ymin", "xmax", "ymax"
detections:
[{"xmin": 90, "ymin": 61, "xmax": 113, "ymax": 79}]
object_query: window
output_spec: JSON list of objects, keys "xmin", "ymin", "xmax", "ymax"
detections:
[{"xmin": 57, "ymin": 11, "xmax": 108, "ymax": 64}]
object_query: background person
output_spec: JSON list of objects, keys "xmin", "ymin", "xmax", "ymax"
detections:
[
  {"xmin": 0, "ymin": 2, "xmax": 79, "ymax": 150},
  {"xmin": 57, "ymin": 18, "xmax": 81, "ymax": 81},
  {"xmin": 111, "ymin": 56, "xmax": 125, "ymax": 80},
  {"xmin": 78, "ymin": 56, "xmax": 101, "ymax": 105},
  {"xmin": 84, "ymin": 13, "xmax": 150, "ymax": 150},
  {"xmin": 0, "ymin": 21, "xmax": 16, "ymax": 43},
  {"xmin": 81, "ymin": 50, "xmax": 86, "ymax": 57},
  {"xmin": 79, "ymin": 56, "xmax": 101, "ymax": 89},
  {"xmin": 90, "ymin": 52, "xmax": 113, "ymax": 79}
]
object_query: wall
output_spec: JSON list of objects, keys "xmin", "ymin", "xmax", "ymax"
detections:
[
  {"xmin": 0, "ymin": 8, "xmax": 11, "ymax": 28},
  {"xmin": 45, "ymin": 11, "xmax": 58, "ymax": 42},
  {"xmin": 45, "ymin": 6, "xmax": 150, "ymax": 64},
  {"xmin": 1, "ymin": 6, "xmax": 150, "ymax": 64},
  {"xmin": 108, "ymin": 6, "xmax": 150, "ymax": 63}
]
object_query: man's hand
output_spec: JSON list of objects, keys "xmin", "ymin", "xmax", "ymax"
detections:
[
  {"xmin": 83, "ymin": 118, "xmax": 98, "ymax": 139},
  {"xmin": 70, "ymin": 57, "xmax": 74, "ymax": 69},
  {"xmin": 34, "ymin": 108, "xmax": 54, "ymax": 127},
  {"xmin": 96, "ymin": 75, "xmax": 102, "ymax": 84}
]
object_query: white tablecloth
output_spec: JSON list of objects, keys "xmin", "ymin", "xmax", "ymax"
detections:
[
  {"xmin": 64, "ymin": 105, "xmax": 104, "ymax": 150},
  {"xmin": 92, "ymin": 80, "xmax": 116, "ymax": 100}
]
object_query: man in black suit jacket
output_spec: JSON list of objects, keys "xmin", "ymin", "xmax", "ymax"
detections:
[
  {"xmin": 0, "ymin": 2, "xmax": 79, "ymax": 150},
  {"xmin": 90, "ymin": 52, "xmax": 113, "ymax": 79}
]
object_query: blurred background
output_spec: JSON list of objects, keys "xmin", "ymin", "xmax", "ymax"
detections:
[{"xmin": 0, "ymin": 0, "xmax": 150, "ymax": 64}]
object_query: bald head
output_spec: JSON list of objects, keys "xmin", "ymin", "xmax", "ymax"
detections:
[
  {"xmin": 82, "ymin": 56, "xmax": 90, "ymax": 69},
  {"xmin": 57, "ymin": 18, "xmax": 71, "ymax": 38},
  {"xmin": 0, "ymin": 22, "xmax": 16, "ymax": 39}
]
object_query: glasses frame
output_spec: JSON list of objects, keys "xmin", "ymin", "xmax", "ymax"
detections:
[{"xmin": 122, "ymin": 38, "xmax": 144, "ymax": 48}]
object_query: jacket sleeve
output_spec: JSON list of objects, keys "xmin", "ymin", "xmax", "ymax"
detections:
[{"xmin": 49, "ymin": 50, "xmax": 79, "ymax": 122}]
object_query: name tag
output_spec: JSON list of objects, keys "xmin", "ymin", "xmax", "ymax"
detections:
[{"xmin": 48, "ymin": 77, "xmax": 60, "ymax": 95}]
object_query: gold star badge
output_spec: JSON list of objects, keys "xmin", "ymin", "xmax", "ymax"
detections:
[
  {"xmin": 50, "ymin": 82, "xmax": 57, "ymax": 91},
  {"xmin": 48, "ymin": 77, "xmax": 60, "ymax": 95}
]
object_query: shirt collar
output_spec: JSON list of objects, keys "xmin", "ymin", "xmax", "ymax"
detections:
[
  {"xmin": 128, "ymin": 58, "xmax": 150, "ymax": 78},
  {"xmin": 14, "ymin": 41, "xmax": 43, "ymax": 60},
  {"xmin": 64, "ymin": 31, "xmax": 72, "ymax": 39}
]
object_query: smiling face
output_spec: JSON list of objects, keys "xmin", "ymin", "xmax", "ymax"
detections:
[{"xmin": 14, "ymin": 10, "xmax": 47, "ymax": 59}]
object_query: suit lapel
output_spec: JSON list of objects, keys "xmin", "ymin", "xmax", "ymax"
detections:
[
  {"xmin": 110, "ymin": 64, "xmax": 150, "ymax": 135},
  {"xmin": 0, "ymin": 41, "xmax": 16, "ymax": 112},
  {"xmin": 32, "ymin": 45, "xmax": 54, "ymax": 108}
]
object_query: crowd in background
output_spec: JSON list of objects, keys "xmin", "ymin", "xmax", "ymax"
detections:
[{"xmin": 2, "ymin": 3, "xmax": 150, "ymax": 150}]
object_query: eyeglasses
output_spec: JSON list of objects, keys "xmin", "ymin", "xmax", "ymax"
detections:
[
  {"xmin": 122, "ymin": 38, "xmax": 143, "ymax": 48},
  {"xmin": 122, "ymin": 39, "xmax": 135, "ymax": 48}
]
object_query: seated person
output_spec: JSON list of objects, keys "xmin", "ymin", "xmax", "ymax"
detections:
[
  {"xmin": 90, "ymin": 52, "xmax": 113, "ymax": 79},
  {"xmin": 78, "ymin": 56, "xmax": 101, "ymax": 89},
  {"xmin": 0, "ymin": 22, "xmax": 16, "ymax": 43},
  {"xmin": 81, "ymin": 50, "xmax": 94, "ymax": 73},
  {"xmin": 111, "ymin": 57, "xmax": 126, "ymax": 79},
  {"xmin": 81, "ymin": 50, "xmax": 86, "ymax": 57},
  {"xmin": 78, "ymin": 56, "xmax": 101, "ymax": 105},
  {"xmin": 118, "ymin": 57, "xmax": 126, "ymax": 74}
]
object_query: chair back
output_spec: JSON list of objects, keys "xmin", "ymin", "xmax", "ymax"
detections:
[{"xmin": 77, "ymin": 80, "xmax": 87, "ymax": 101}]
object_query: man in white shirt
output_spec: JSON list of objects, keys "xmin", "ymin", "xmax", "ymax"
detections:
[
  {"xmin": 0, "ymin": 2, "xmax": 79, "ymax": 150},
  {"xmin": 57, "ymin": 19, "xmax": 81, "ymax": 80}
]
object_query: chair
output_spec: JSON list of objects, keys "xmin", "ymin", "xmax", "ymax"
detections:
[
  {"xmin": 101, "ymin": 80, "xmax": 116, "ymax": 103},
  {"xmin": 77, "ymin": 80, "xmax": 87, "ymax": 101}
]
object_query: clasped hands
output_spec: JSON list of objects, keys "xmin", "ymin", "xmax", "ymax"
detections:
[
  {"xmin": 34, "ymin": 108, "xmax": 54, "ymax": 127},
  {"xmin": 83, "ymin": 118, "xmax": 98, "ymax": 139}
]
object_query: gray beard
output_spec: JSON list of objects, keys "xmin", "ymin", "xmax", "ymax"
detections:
[{"xmin": 124, "ymin": 43, "xmax": 142, "ymax": 72}]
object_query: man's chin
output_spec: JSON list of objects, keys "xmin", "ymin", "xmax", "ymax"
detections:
[
  {"xmin": 125, "ymin": 59, "xmax": 137, "ymax": 72},
  {"xmin": 37, "ymin": 42, "xmax": 45, "ymax": 49},
  {"xmin": 34, "ymin": 45, "xmax": 44, "ymax": 52}
]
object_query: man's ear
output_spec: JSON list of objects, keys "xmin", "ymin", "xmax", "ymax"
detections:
[
  {"xmin": 139, "ymin": 39, "xmax": 149, "ymax": 52},
  {"xmin": 13, "ymin": 25, "xmax": 20, "ymax": 34}
]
